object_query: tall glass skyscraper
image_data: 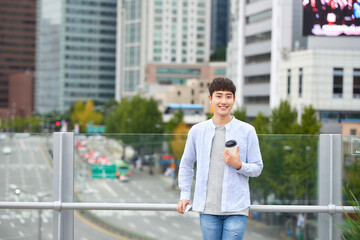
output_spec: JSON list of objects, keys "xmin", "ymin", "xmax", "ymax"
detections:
[
  {"xmin": 36, "ymin": 0, "xmax": 117, "ymax": 113},
  {"xmin": 210, "ymin": 0, "xmax": 230, "ymax": 52},
  {"xmin": 116, "ymin": 0, "xmax": 211, "ymax": 99}
]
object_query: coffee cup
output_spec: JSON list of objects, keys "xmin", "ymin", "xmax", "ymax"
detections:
[{"xmin": 225, "ymin": 140, "xmax": 237, "ymax": 155}]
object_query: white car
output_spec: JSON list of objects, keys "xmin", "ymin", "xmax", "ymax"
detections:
[{"xmin": 2, "ymin": 146, "xmax": 12, "ymax": 154}]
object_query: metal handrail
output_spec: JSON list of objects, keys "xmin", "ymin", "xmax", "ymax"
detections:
[{"xmin": 0, "ymin": 202, "xmax": 356, "ymax": 213}]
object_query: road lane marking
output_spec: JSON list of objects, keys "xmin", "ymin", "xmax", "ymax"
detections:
[
  {"xmin": 102, "ymin": 182, "xmax": 118, "ymax": 197},
  {"xmin": 129, "ymin": 223, "xmax": 136, "ymax": 229},
  {"xmin": 192, "ymin": 231, "xmax": 202, "ymax": 237},
  {"xmin": 171, "ymin": 222, "xmax": 181, "ymax": 228},
  {"xmin": 180, "ymin": 236, "xmax": 193, "ymax": 240},
  {"xmin": 10, "ymin": 222, "xmax": 15, "ymax": 228},
  {"xmin": 143, "ymin": 218, "xmax": 150, "ymax": 224},
  {"xmin": 159, "ymin": 226, "xmax": 168, "ymax": 233},
  {"xmin": 18, "ymin": 231, "xmax": 24, "ymax": 237},
  {"xmin": 145, "ymin": 231, "xmax": 157, "ymax": 238}
]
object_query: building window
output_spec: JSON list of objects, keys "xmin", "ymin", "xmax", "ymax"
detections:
[
  {"xmin": 177, "ymin": 91, "xmax": 181, "ymax": 96},
  {"xmin": 350, "ymin": 129, "xmax": 357, "ymax": 135},
  {"xmin": 244, "ymin": 74, "xmax": 270, "ymax": 83},
  {"xmin": 154, "ymin": 56, "xmax": 161, "ymax": 62},
  {"xmin": 244, "ymin": 53, "xmax": 271, "ymax": 64},
  {"xmin": 214, "ymin": 69, "xmax": 226, "ymax": 75},
  {"xmin": 299, "ymin": 68, "xmax": 303, "ymax": 98},
  {"xmin": 245, "ymin": 31, "xmax": 271, "ymax": 44},
  {"xmin": 246, "ymin": 9, "xmax": 272, "ymax": 24},
  {"xmin": 287, "ymin": 69, "xmax": 291, "ymax": 96},
  {"xmin": 244, "ymin": 96, "xmax": 270, "ymax": 104},
  {"xmin": 353, "ymin": 69, "xmax": 360, "ymax": 98},
  {"xmin": 333, "ymin": 68, "xmax": 343, "ymax": 98}
]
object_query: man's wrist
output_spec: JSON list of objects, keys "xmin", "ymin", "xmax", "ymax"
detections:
[{"xmin": 236, "ymin": 161, "xmax": 242, "ymax": 170}]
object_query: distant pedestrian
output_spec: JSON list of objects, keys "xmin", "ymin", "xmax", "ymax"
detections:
[{"xmin": 176, "ymin": 77, "xmax": 263, "ymax": 240}]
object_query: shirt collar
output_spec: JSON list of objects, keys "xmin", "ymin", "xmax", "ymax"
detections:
[{"xmin": 209, "ymin": 116, "xmax": 235, "ymax": 130}]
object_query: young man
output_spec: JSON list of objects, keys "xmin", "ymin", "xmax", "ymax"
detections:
[{"xmin": 176, "ymin": 77, "xmax": 263, "ymax": 240}]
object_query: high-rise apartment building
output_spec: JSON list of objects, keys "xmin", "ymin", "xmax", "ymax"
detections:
[
  {"xmin": 0, "ymin": 0, "xmax": 36, "ymax": 118},
  {"xmin": 36, "ymin": 0, "xmax": 117, "ymax": 113},
  {"xmin": 116, "ymin": 0, "xmax": 211, "ymax": 99},
  {"xmin": 210, "ymin": 0, "xmax": 230, "ymax": 53},
  {"xmin": 227, "ymin": 0, "xmax": 360, "ymax": 123}
]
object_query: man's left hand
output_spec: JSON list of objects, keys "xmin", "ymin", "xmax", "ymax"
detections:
[{"xmin": 224, "ymin": 146, "xmax": 242, "ymax": 170}]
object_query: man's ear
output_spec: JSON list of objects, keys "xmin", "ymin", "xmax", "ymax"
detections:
[{"xmin": 208, "ymin": 95, "xmax": 212, "ymax": 103}]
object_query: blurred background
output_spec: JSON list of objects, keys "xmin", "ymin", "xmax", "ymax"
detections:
[{"xmin": 0, "ymin": 0, "xmax": 359, "ymax": 239}]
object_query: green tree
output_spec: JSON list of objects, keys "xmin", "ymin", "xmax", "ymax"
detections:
[
  {"xmin": 165, "ymin": 109, "xmax": 184, "ymax": 133},
  {"xmin": 233, "ymin": 106, "xmax": 247, "ymax": 122},
  {"xmin": 210, "ymin": 45, "xmax": 227, "ymax": 61},
  {"xmin": 105, "ymin": 95, "xmax": 164, "ymax": 145},
  {"xmin": 252, "ymin": 112, "xmax": 269, "ymax": 134},
  {"xmin": 270, "ymin": 100, "xmax": 299, "ymax": 134},
  {"xmin": 299, "ymin": 105, "xmax": 322, "ymax": 134}
]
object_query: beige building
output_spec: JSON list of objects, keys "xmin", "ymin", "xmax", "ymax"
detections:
[
  {"xmin": 155, "ymin": 78, "xmax": 211, "ymax": 113},
  {"xmin": 341, "ymin": 120, "xmax": 360, "ymax": 136},
  {"xmin": 146, "ymin": 62, "xmax": 226, "ymax": 85}
]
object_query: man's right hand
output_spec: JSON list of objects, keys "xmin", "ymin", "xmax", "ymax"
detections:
[{"xmin": 176, "ymin": 199, "xmax": 191, "ymax": 214}]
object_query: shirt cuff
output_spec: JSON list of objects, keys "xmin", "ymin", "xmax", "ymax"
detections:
[
  {"xmin": 236, "ymin": 162, "xmax": 248, "ymax": 175},
  {"xmin": 180, "ymin": 191, "xmax": 191, "ymax": 201}
]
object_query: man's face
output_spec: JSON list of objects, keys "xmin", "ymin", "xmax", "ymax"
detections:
[{"xmin": 209, "ymin": 91, "xmax": 235, "ymax": 117}]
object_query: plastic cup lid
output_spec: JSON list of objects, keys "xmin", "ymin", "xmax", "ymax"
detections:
[{"xmin": 225, "ymin": 140, "xmax": 237, "ymax": 148}]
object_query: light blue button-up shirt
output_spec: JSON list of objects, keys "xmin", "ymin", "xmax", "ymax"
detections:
[{"xmin": 178, "ymin": 117, "xmax": 263, "ymax": 213}]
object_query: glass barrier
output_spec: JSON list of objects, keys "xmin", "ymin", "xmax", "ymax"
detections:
[
  {"xmin": 1, "ymin": 133, "xmax": 357, "ymax": 240},
  {"xmin": 0, "ymin": 132, "xmax": 53, "ymax": 239},
  {"xmin": 72, "ymin": 134, "xmax": 323, "ymax": 239}
]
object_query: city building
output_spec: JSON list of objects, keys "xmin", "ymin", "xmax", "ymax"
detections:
[
  {"xmin": 146, "ymin": 62, "xmax": 226, "ymax": 85},
  {"xmin": 210, "ymin": 0, "xmax": 230, "ymax": 53},
  {"xmin": 278, "ymin": 49, "xmax": 360, "ymax": 132},
  {"xmin": 227, "ymin": 0, "xmax": 360, "ymax": 132},
  {"xmin": 116, "ymin": 0, "xmax": 211, "ymax": 99},
  {"xmin": 8, "ymin": 71, "xmax": 35, "ymax": 119},
  {"xmin": 146, "ymin": 62, "xmax": 226, "ymax": 112},
  {"xmin": 155, "ymin": 78, "xmax": 210, "ymax": 124},
  {"xmin": 0, "ymin": 0, "xmax": 36, "ymax": 118},
  {"xmin": 35, "ymin": 0, "xmax": 117, "ymax": 113},
  {"xmin": 341, "ymin": 120, "xmax": 360, "ymax": 136}
]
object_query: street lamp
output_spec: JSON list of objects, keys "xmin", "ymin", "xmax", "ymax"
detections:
[{"xmin": 9, "ymin": 185, "xmax": 52, "ymax": 240}]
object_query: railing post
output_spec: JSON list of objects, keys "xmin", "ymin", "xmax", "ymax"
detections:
[
  {"xmin": 318, "ymin": 134, "xmax": 342, "ymax": 240},
  {"xmin": 53, "ymin": 132, "xmax": 74, "ymax": 240}
]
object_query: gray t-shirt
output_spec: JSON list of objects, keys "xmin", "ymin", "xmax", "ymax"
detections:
[{"xmin": 203, "ymin": 123, "xmax": 249, "ymax": 216}]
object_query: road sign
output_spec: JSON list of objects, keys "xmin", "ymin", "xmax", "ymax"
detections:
[
  {"xmin": 91, "ymin": 165, "xmax": 116, "ymax": 179},
  {"xmin": 86, "ymin": 124, "xmax": 106, "ymax": 133}
]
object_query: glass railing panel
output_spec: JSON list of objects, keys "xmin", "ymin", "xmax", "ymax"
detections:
[
  {"xmin": 0, "ymin": 133, "xmax": 53, "ymax": 238},
  {"xmin": 73, "ymin": 133, "xmax": 323, "ymax": 239},
  {"xmin": 342, "ymin": 135, "xmax": 360, "ymax": 205}
]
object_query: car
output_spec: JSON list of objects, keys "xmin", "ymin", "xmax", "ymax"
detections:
[
  {"xmin": 114, "ymin": 161, "xmax": 131, "ymax": 182},
  {"xmin": 2, "ymin": 146, "xmax": 12, "ymax": 154}
]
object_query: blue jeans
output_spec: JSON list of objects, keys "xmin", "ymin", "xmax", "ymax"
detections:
[{"xmin": 199, "ymin": 214, "xmax": 247, "ymax": 240}]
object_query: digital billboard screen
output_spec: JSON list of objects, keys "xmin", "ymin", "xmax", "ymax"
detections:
[{"xmin": 303, "ymin": 0, "xmax": 360, "ymax": 36}]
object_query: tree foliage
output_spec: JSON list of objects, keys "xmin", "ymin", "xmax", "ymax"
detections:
[
  {"xmin": 210, "ymin": 45, "xmax": 227, "ymax": 61},
  {"xmin": 70, "ymin": 100, "xmax": 102, "ymax": 132},
  {"xmin": 171, "ymin": 122, "xmax": 190, "ymax": 160},
  {"xmin": 250, "ymin": 100, "xmax": 322, "ymax": 203},
  {"xmin": 233, "ymin": 106, "xmax": 247, "ymax": 122},
  {"xmin": 105, "ymin": 95, "xmax": 164, "ymax": 146},
  {"xmin": 299, "ymin": 105, "xmax": 322, "ymax": 134},
  {"xmin": 253, "ymin": 112, "xmax": 270, "ymax": 134}
]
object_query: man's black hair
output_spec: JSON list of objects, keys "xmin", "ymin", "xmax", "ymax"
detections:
[{"xmin": 208, "ymin": 77, "xmax": 236, "ymax": 97}]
